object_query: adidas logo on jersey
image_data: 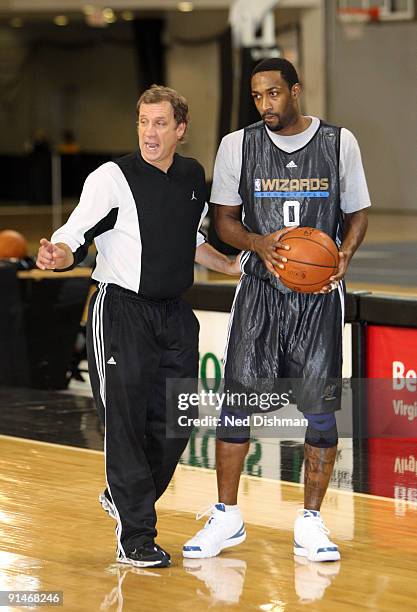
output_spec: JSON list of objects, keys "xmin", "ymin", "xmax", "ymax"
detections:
[
  {"xmin": 286, "ymin": 160, "xmax": 298, "ymax": 169},
  {"xmin": 107, "ymin": 356, "xmax": 117, "ymax": 365}
]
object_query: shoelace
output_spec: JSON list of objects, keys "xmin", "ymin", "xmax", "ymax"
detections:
[
  {"xmin": 134, "ymin": 543, "xmax": 167, "ymax": 556},
  {"xmin": 298, "ymin": 509, "xmax": 330, "ymax": 541},
  {"xmin": 196, "ymin": 504, "xmax": 217, "ymax": 521},
  {"xmin": 189, "ymin": 504, "xmax": 220, "ymax": 540},
  {"xmin": 297, "ymin": 509, "xmax": 329, "ymax": 532}
]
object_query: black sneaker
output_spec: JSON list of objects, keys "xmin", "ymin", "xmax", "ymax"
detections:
[{"xmin": 117, "ymin": 542, "xmax": 171, "ymax": 568}]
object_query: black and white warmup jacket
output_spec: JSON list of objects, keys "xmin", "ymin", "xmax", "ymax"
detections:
[{"xmin": 52, "ymin": 151, "xmax": 207, "ymax": 299}]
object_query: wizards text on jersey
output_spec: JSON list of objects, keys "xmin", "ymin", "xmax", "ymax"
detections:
[{"xmin": 254, "ymin": 177, "xmax": 330, "ymax": 198}]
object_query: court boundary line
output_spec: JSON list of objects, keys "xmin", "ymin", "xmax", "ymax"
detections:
[
  {"xmin": 0, "ymin": 433, "xmax": 103, "ymax": 455},
  {"xmin": 1, "ymin": 433, "xmax": 412, "ymax": 506}
]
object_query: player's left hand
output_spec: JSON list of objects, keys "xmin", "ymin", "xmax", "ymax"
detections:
[
  {"xmin": 315, "ymin": 251, "xmax": 349, "ymax": 294},
  {"xmin": 330, "ymin": 251, "xmax": 349, "ymax": 281},
  {"xmin": 314, "ymin": 280, "xmax": 340, "ymax": 294}
]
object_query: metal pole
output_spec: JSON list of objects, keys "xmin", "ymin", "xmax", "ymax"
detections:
[{"xmin": 51, "ymin": 151, "xmax": 62, "ymax": 232}]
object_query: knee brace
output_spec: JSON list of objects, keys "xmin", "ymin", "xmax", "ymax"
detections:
[
  {"xmin": 216, "ymin": 409, "xmax": 250, "ymax": 444},
  {"xmin": 304, "ymin": 412, "xmax": 338, "ymax": 448}
]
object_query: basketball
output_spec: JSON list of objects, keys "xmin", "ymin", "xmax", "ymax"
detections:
[
  {"xmin": 0, "ymin": 229, "xmax": 28, "ymax": 259},
  {"xmin": 275, "ymin": 227, "xmax": 339, "ymax": 293}
]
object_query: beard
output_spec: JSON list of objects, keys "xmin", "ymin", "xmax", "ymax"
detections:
[
  {"xmin": 264, "ymin": 119, "xmax": 285, "ymax": 132},
  {"xmin": 262, "ymin": 112, "xmax": 282, "ymax": 131},
  {"xmin": 262, "ymin": 107, "xmax": 297, "ymax": 132}
]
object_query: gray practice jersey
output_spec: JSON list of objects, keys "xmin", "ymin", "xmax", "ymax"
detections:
[{"xmin": 212, "ymin": 118, "xmax": 371, "ymax": 294}]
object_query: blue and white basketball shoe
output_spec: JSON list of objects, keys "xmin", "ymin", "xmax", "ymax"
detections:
[
  {"xmin": 294, "ymin": 509, "xmax": 341, "ymax": 562},
  {"xmin": 183, "ymin": 503, "xmax": 246, "ymax": 558}
]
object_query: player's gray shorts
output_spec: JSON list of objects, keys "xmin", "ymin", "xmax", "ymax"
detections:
[{"xmin": 223, "ymin": 274, "xmax": 344, "ymax": 416}]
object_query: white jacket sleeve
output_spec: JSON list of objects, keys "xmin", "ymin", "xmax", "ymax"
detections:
[{"xmin": 51, "ymin": 162, "xmax": 119, "ymax": 252}]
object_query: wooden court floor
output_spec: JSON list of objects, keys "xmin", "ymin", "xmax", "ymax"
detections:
[{"xmin": 1, "ymin": 435, "xmax": 416, "ymax": 611}]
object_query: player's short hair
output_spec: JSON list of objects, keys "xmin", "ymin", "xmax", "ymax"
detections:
[
  {"xmin": 136, "ymin": 84, "xmax": 189, "ymax": 127},
  {"xmin": 251, "ymin": 58, "xmax": 300, "ymax": 90}
]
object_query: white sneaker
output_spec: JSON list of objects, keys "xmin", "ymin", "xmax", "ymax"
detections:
[
  {"xmin": 294, "ymin": 509, "xmax": 340, "ymax": 562},
  {"xmin": 183, "ymin": 504, "xmax": 246, "ymax": 559}
]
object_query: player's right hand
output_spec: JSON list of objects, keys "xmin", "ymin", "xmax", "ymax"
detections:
[
  {"xmin": 36, "ymin": 238, "xmax": 68, "ymax": 270},
  {"xmin": 253, "ymin": 227, "xmax": 295, "ymax": 279}
]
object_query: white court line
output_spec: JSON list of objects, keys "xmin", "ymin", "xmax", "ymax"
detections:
[
  {"xmin": 353, "ymin": 251, "xmax": 390, "ymax": 259},
  {"xmin": 0, "ymin": 433, "xmax": 102, "ymax": 455},
  {"xmin": 349, "ymin": 268, "xmax": 416, "ymax": 276},
  {"xmin": 0, "ymin": 433, "xmax": 407, "ymax": 506}
]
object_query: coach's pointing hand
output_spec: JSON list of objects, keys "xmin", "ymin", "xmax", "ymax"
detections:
[
  {"xmin": 252, "ymin": 226, "xmax": 295, "ymax": 279},
  {"xmin": 36, "ymin": 238, "xmax": 74, "ymax": 271}
]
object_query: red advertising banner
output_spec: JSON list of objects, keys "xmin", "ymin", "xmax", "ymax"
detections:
[
  {"xmin": 367, "ymin": 326, "xmax": 417, "ymax": 438},
  {"xmin": 368, "ymin": 438, "xmax": 417, "ymax": 500},
  {"xmin": 367, "ymin": 326, "xmax": 417, "ymax": 501}
]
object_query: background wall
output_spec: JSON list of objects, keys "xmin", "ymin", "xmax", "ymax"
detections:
[
  {"xmin": 0, "ymin": 4, "xmax": 415, "ymax": 211},
  {"xmin": 0, "ymin": 24, "xmax": 139, "ymax": 154},
  {"xmin": 0, "ymin": 8, "xmax": 307, "ymax": 180},
  {"xmin": 165, "ymin": 10, "xmax": 226, "ymax": 177},
  {"xmin": 326, "ymin": 4, "xmax": 417, "ymax": 212}
]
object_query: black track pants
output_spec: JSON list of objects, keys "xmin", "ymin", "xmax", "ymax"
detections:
[{"xmin": 86, "ymin": 282, "xmax": 199, "ymax": 552}]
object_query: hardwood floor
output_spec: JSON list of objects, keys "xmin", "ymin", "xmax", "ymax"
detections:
[{"xmin": 1, "ymin": 435, "xmax": 416, "ymax": 611}]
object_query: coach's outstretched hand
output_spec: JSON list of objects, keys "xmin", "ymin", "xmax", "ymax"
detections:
[
  {"xmin": 36, "ymin": 238, "xmax": 74, "ymax": 271},
  {"xmin": 253, "ymin": 226, "xmax": 295, "ymax": 279}
]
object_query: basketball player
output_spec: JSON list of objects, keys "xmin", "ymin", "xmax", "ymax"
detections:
[
  {"xmin": 183, "ymin": 58, "xmax": 370, "ymax": 562},
  {"xmin": 36, "ymin": 85, "xmax": 240, "ymax": 568}
]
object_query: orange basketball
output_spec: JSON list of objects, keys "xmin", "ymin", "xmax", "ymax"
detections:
[
  {"xmin": 275, "ymin": 227, "xmax": 339, "ymax": 293},
  {"xmin": 0, "ymin": 229, "xmax": 28, "ymax": 259}
]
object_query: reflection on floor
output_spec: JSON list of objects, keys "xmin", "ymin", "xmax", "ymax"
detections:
[
  {"xmin": 1, "ymin": 435, "xmax": 416, "ymax": 611},
  {"xmin": 1, "ymin": 387, "xmax": 415, "ymax": 504},
  {"xmin": 0, "ymin": 387, "xmax": 103, "ymax": 451}
]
